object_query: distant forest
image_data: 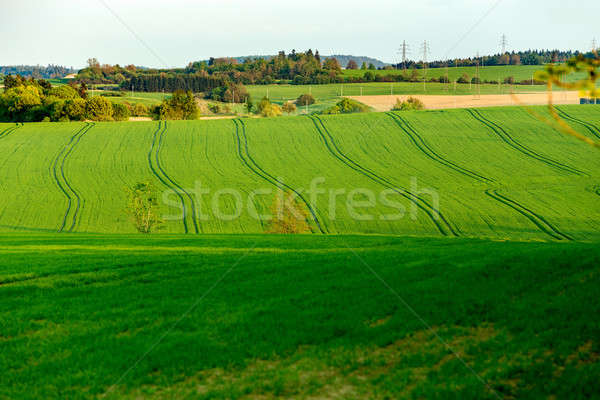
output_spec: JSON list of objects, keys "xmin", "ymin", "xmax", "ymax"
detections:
[
  {"xmin": 12, "ymin": 48, "xmax": 588, "ymax": 93},
  {"xmin": 0, "ymin": 65, "xmax": 75, "ymax": 79},
  {"xmin": 395, "ymin": 49, "xmax": 597, "ymax": 69}
]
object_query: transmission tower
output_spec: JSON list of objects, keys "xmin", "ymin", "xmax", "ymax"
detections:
[
  {"xmin": 397, "ymin": 40, "xmax": 410, "ymax": 71},
  {"xmin": 420, "ymin": 40, "xmax": 430, "ymax": 91},
  {"xmin": 475, "ymin": 52, "xmax": 481, "ymax": 99},
  {"xmin": 593, "ymin": 38, "xmax": 598, "ymax": 53},
  {"xmin": 500, "ymin": 34, "xmax": 508, "ymax": 54}
]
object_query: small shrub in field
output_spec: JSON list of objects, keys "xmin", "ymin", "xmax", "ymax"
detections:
[
  {"xmin": 261, "ymin": 103, "xmax": 282, "ymax": 117},
  {"xmin": 132, "ymin": 103, "xmax": 148, "ymax": 116},
  {"xmin": 256, "ymin": 97, "xmax": 271, "ymax": 114},
  {"xmin": 457, "ymin": 74, "xmax": 470, "ymax": 84},
  {"xmin": 125, "ymin": 182, "xmax": 163, "ymax": 234},
  {"xmin": 208, "ymin": 103, "xmax": 221, "ymax": 114},
  {"xmin": 282, "ymin": 101, "xmax": 297, "ymax": 114},
  {"xmin": 392, "ymin": 97, "xmax": 425, "ymax": 111},
  {"xmin": 85, "ymin": 96, "xmax": 113, "ymax": 121},
  {"xmin": 267, "ymin": 189, "xmax": 311, "ymax": 234},
  {"xmin": 296, "ymin": 93, "xmax": 315, "ymax": 106},
  {"xmin": 112, "ymin": 103, "xmax": 130, "ymax": 121},
  {"xmin": 322, "ymin": 98, "xmax": 369, "ymax": 114}
]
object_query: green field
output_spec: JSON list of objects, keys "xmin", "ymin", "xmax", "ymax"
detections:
[
  {"xmin": 341, "ymin": 64, "xmax": 589, "ymax": 84},
  {"xmin": 2, "ymin": 105, "xmax": 600, "ymax": 399},
  {"xmin": 0, "ymin": 105, "xmax": 599, "ymax": 239},
  {"xmin": 104, "ymin": 81, "xmax": 559, "ymax": 114},
  {"xmin": 1, "ymin": 233, "xmax": 599, "ymax": 399}
]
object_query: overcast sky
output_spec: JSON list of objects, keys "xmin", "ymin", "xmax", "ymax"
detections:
[{"xmin": 1, "ymin": 0, "xmax": 598, "ymax": 68}]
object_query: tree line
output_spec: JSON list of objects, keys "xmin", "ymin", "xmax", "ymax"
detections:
[
  {"xmin": 0, "ymin": 64, "xmax": 75, "ymax": 80},
  {"xmin": 72, "ymin": 48, "xmax": 597, "ymax": 94},
  {"xmin": 394, "ymin": 49, "xmax": 598, "ymax": 69}
]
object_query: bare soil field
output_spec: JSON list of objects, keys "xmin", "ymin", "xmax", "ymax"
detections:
[{"xmin": 348, "ymin": 91, "xmax": 580, "ymax": 111}]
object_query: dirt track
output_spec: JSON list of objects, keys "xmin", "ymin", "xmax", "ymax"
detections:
[{"xmin": 347, "ymin": 91, "xmax": 580, "ymax": 111}]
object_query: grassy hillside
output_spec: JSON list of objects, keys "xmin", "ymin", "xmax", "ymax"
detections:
[
  {"xmin": 0, "ymin": 234, "xmax": 598, "ymax": 399},
  {"xmin": 245, "ymin": 81, "xmax": 555, "ymax": 106},
  {"xmin": 0, "ymin": 105, "xmax": 599, "ymax": 239},
  {"xmin": 341, "ymin": 64, "xmax": 590, "ymax": 83}
]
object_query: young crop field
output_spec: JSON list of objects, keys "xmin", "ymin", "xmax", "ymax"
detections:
[
  {"xmin": 0, "ymin": 234, "xmax": 599, "ymax": 399},
  {"xmin": 101, "ymin": 79, "xmax": 563, "ymax": 115},
  {"xmin": 245, "ymin": 81, "xmax": 558, "ymax": 107},
  {"xmin": 341, "ymin": 64, "xmax": 589, "ymax": 83},
  {"xmin": 0, "ymin": 105, "xmax": 599, "ymax": 240}
]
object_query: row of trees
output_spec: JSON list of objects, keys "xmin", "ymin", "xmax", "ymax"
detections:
[
  {"xmin": 393, "ymin": 49, "xmax": 597, "ymax": 70},
  {"xmin": 0, "ymin": 64, "xmax": 75, "ymax": 79},
  {"xmin": 120, "ymin": 73, "xmax": 226, "ymax": 93},
  {"xmin": 76, "ymin": 50, "xmax": 346, "ymax": 89}
]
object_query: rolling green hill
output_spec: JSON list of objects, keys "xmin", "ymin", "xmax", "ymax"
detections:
[
  {"xmin": 341, "ymin": 64, "xmax": 589, "ymax": 83},
  {"xmin": 2, "ymin": 106, "xmax": 600, "ymax": 399},
  {"xmin": 0, "ymin": 234, "xmax": 599, "ymax": 399},
  {"xmin": 0, "ymin": 105, "xmax": 599, "ymax": 240}
]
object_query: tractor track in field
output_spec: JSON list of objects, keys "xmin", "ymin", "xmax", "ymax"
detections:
[
  {"xmin": 51, "ymin": 123, "xmax": 94, "ymax": 233},
  {"xmin": 484, "ymin": 189, "xmax": 573, "ymax": 241},
  {"xmin": 233, "ymin": 119, "xmax": 326, "ymax": 234},
  {"xmin": 555, "ymin": 107, "xmax": 600, "ymax": 140},
  {"xmin": 0, "ymin": 123, "xmax": 23, "ymax": 140},
  {"xmin": 386, "ymin": 112, "xmax": 494, "ymax": 183},
  {"xmin": 148, "ymin": 121, "xmax": 199, "ymax": 234},
  {"xmin": 466, "ymin": 108, "xmax": 587, "ymax": 176},
  {"xmin": 309, "ymin": 115, "xmax": 458, "ymax": 237}
]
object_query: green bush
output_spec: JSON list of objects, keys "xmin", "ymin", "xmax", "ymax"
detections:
[
  {"xmin": 256, "ymin": 97, "xmax": 271, "ymax": 114},
  {"xmin": 296, "ymin": 94, "xmax": 315, "ymax": 106},
  {"xmin": 391, "ymin": 97, "xmax": 425, "ymax": 111},
  {"xmin": 158, "ymin": 90, "xmax": 199, "ymax": 120},
  {"xmin": 457, "ymin": 74, "xmax": 470, "ymax": 84},
  {"xmin": 132, "ymin": 103, "xmax": 148, "ymax": 117},
  {"xmin": 85, "ymin": 96, "xmax": 114, "ymax": 121},
  {"xmin": 261, "ymin": 103, "xmax": 282, "ymax": 117},
  {"xmin": 282, "ymin": 102, "xmax": 297, "ymax": 114},
  {"xmin": 64, "ymin": 98, "xmax": 87, "ymax": 121},
  {"xmin": 322, "ymin": 98, "xmax": 369, "ymax": 115},
  {"xmin": 112, "ymin": 103, "xmax": 131, "ymax": 121}
]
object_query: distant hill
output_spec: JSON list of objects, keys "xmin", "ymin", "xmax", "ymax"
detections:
[{"xmin": 325, "ymin": 55, "xmax": 389, "ymax": 69}]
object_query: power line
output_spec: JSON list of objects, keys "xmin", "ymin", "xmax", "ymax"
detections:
[
  {"xmin": 500, "ymin": 34, "xmax": 508, "ymax": 54},
  {"xmin": 397, "ymin": 40, "xmax": 410, "ymax": 71},
  {"xmin": 420, "ymin": 40, "xmax": 430, "ymax": 91}
]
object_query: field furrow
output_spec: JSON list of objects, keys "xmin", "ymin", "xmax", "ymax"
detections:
[
  {"xmin": 466, "ymin": 108, "xmax": 586, "ymax": 176},
  {"xmin": 51, "ymin": 123, "xmax": 94, "ymax": 232},
  {"xmin": 234, "ymin": 119, "xmax": 326, "ymax": 234},
  {"xmin": 386, "ymin": 112, "xmax": 494, "ymax": 183},
  {"xmin": 158, "ymin": 122, "xmax": 200, "ymax": 233},
  {"xmin": 555, "ymin": 106, "xmax": 600, "ymax": 140},
  {"xmin": 485, "ymin": 189, "xmax": 572, "ymax": 241},
  {"xmin": 0, "ymin": 123, "xmax": 22, "ymax": 140},
  {"xmin": 310, "ymin": 115, "xmax": 458, "ymax": 237}
]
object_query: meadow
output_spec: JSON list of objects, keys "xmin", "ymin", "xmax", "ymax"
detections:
[
  {"xmin": 0, "ymin": 105, "xmax": 599, "ymax": 240},
  {"xmin": 341, "ymin": 64, "xmax": 589, "ymax": 83},
  {"xmin": 1, "ymin": 105, "xmax": 600, "ymax": 399},
  {"xmin": 341, "ymin": 64, "xmax": 543, "ymax": 82},
  {"xmin": 0, "ymin": 233, "xmax": 599, "ymax": 399}
]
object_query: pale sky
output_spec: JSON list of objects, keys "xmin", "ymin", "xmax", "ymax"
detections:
[{"xmin": 1, "ymin": 0, "xmax": 598, "ymax": 68}]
